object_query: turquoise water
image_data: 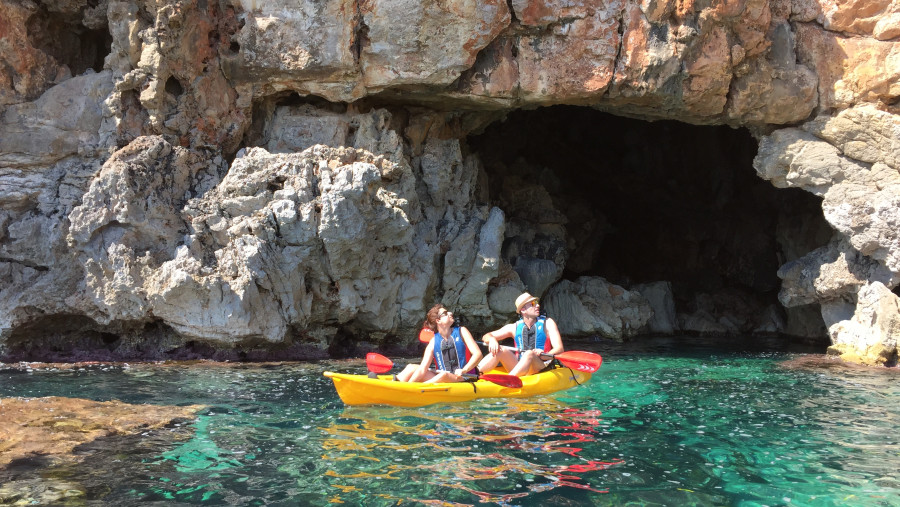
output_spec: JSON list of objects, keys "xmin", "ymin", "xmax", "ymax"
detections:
[{"xmin": 1, "ymin": 339, "xmax": 898, "ymax": 506}]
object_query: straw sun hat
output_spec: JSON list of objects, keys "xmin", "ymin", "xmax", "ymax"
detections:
[{"xmin": 515, "ymin": 292, "xmax": 538, "ymax": 312}]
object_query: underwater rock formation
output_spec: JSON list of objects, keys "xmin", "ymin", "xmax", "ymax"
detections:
[
  {"xmin": 0, "ymin": 395, "xmax": 202, "ymax": 467},
  {"xmin": 1, "ymin": 0, "xmax": 899, "ymax": 366}
]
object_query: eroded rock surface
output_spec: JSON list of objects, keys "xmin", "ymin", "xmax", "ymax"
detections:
[
  {"xmin": 1, "ymin": 0, "xmax": 899, "ymax": 366},
  {"xmin": 755, "ymin": 105, "xmax": 900, "ymax": 365}
]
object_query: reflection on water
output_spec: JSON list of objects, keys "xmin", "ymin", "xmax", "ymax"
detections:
[
  {"xmin": 0, "ymin": 339, "xmax": 898, "ymax": 506},
  {"xmin": 320, "ymin": 400, "xmax": 622, "ymax": 504}
]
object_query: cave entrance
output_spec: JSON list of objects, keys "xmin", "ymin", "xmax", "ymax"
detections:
[{"xmin": 467, "ymin": 106, "xmax": 831, "ymax": 342}]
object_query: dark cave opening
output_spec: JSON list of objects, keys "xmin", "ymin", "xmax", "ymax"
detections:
[
  {"xmin": 27, "ymin": 6, "xmax": 112, "ymax": 77},
  {"xmin": 468, "ymin": 106, "xmax": 832, "ymax": 340}
]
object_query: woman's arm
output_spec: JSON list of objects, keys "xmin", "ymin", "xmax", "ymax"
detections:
[
  {"xmin": 457, "ymin": 327, "xmax": 483, "ymax": 374},
  {"xmin": 419, "ymin": 340, "xmax": 435, "ymax": 370}
]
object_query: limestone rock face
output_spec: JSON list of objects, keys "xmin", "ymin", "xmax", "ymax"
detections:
[
  {"xmin": 12, "ymin": 105, "xmax": 505, "ymax": 356},
  {"xmin": 0, "ymin": 1, "xmax": 76, "ymax": 106},
  {"xmin": 777, "ymin": 238, "xmax": 898, "ymax": 307},
  {"xmin": 545, "ymin": 277, "xmax": 652, "ymax": 340},
  {"xmin": 224, "ymin": 0, "xmax": 511, "ymax": 100},
  {"xmin": 0, "ymin": 71, "xmax": 114, "ymax": 348},
  {"xmin": 755, "ymin": 105, "xmax": 900, "ymax": 365},
  {"xmin": 1, "ymin": 0, "xmax": 900, "ymax": 366},
  {"xmin": 67, "ymin": 138, "xmax": 414, "ymax": 345}
]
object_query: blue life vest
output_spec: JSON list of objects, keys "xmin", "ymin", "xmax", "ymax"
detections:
[
  {"xmin": 514, "ymin": 316, "xmax": 549, "ymax": 352},
  {"xmin": 432, "ymin": 326, "xmax": 468, "ymax": 372}
]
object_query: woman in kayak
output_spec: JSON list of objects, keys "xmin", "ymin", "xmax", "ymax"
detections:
[
  {"xmin": 477, "ymin": 292, "xmax": 564, "ymax": 376},
  {"xmin": 396, "ymin": 304, "xmax": 483, "ymax": 383}
]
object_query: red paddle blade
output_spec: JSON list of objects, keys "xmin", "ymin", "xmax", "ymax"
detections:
[
  {"xmin": 479, "ymin": 373, "xmax": 523, "ymax": 388},
  {"xmin": 418, "ymin": 327, "xmax": 434, "ymax": 343},
  {"xmin": 366, "ymin": 352, "xmax": 394, "ymax": 374},
  {"xmin": 555, "ymin": 351, "xmax": 603, "ymax": 373}
]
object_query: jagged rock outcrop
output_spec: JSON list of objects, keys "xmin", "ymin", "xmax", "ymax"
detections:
[
  {"xmin": 1, "ymin": 0, "xmax": 899, "ymax": 365},
  {"xmin": 755, "ymin": 105, "xmax": 900, "ymax": 365},
  {"xmin": 37, "ymin": 105, "xmax": 514, "ymax": 355}
]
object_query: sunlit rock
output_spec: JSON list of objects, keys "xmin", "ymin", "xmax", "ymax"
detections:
[
  {"xmin": 516, "ymin": 2, "xmax": 624, "ymax": 103},
  {"xmin": 359, "ymin": 0, "xmax": 511, "ymax": 90},
  {"xmin": 756, "ymin": 106, "xmax": 900, "ymax": 365},
  {"xmin": 796, "ymin": 23, "xmax": 900, "ymax": 111},
  {"xmin": 2, "ymin": 0, "xmax": 900, "ymax": 366},
  {"xmin": 777, "ymin": 238, "xmax": 898, "ymax": 307},
  {"xmin": 826, "ymin": 282, "xmax": 900, "ymax": 366}
]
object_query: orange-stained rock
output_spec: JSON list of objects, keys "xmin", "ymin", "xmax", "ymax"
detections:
[
  {"xmin": 816, "ymin": 0, "xmax": 894, "ymax": 36},
  {"xmin": 110, "ymin": 1, "xmax": 246, "ymax": 152},
  {"xmin": 517, "ymin": 4, "xmax": 625, "ymax": 103},
  {"xmin": 359, "ymin": 0, "xmax": 511, "ymax": 89},
  {"xmin": 511, "ymin": 0, "xmax": 595, "ymax": 26},
  {"xmin": 682, "ymin": 25, "xmax": 733, "ymax": 116},
  {"xmin": 796, "ymin": 22, "xmax": 900, "ymax": 110},
  {"xmin": 455, "ymin": 36, "xmax": 520, "ymax": 102},
  {"xmin": 0, "ymin": 2, "xmax": 65, "ymax": 107},
  {"xmin": 608, "ymin": 2, "xmax": 686, "ymax": 112}
]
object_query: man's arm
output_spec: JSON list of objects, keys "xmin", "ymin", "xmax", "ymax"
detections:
[
  {"xmin": 482, "ymin": 323, "xmax": 516, "ymax": 355},
  {"xmin": 544, "ymin": 318, "xmax": 564, "ymax": 356}
]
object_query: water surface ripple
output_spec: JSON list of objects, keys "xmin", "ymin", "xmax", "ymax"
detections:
[{"xmin": 1, "ymin": 339, "xmax": 897, "ymax": 506}]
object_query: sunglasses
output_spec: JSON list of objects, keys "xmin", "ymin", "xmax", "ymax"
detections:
[
  {"xmin": 521, "ymin": 300, "xmax": 539, "ymax": 309},
  {"xmin": 438, "ymin": 309, "xmax": 453, "ymax": 318}
]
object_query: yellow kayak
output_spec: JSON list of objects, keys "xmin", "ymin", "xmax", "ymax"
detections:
[{"xmin": 323, "ymin": 366, "xmax": 591, "ymax": 407}]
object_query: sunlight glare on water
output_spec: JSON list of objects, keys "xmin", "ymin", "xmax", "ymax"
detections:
[{"xmin": 0, "ymin": 340, "xmax": 897, "ymax": 506}]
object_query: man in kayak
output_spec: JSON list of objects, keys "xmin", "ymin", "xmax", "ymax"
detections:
[
  {"xmin": 396, "ymin": 304, "xmax": 483, "ymax": 383},
  {"xmin": 477, "ymin": 292, "xmax": 564, "ymax": 376}
]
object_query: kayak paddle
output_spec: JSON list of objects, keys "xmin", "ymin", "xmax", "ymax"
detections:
[
  {"xmin": 464, "ymin": 372, "xmax": 522, "ymax": 388},
  {"xmin": 364, "ymin": 352, "xmax": 522, "ymax": 388},
  {"xmin": 366, "ymin": 352, "xmax": 394, "ymax": 374},
  {"xmin": 542, "ymin": 351, "xmax": 603, "ymax": 373},
  {"xmin": 498, "ymin": 347, "xmax": 603, "ymax": 373}
]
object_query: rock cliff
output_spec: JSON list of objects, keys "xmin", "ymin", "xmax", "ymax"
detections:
[{"xmin": 1, "ymin": 0, "xmax": 899, "ymax": 366}]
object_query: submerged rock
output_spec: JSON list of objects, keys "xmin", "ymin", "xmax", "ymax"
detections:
[{"xmin": 0, "ymin": 396, "xmax": 204, "ymax": 469}]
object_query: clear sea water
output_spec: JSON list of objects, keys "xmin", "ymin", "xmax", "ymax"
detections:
[{"xmin": 1, "ymin": 337, "xmax": 898, "ymax": 506}]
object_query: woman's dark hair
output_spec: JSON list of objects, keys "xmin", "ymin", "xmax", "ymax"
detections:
[{"xmin": 423, "ymin": 303, "xmax": 444, "ymax": 331}]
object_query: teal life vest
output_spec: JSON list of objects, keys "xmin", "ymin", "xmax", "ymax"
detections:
[
  {"xmin": 433, "ymin": 326, "xmax": 469, "ymax": 372},
  {"xmin": 514, "ymin": 316, "xmax": 549, "ymax": 352}
]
